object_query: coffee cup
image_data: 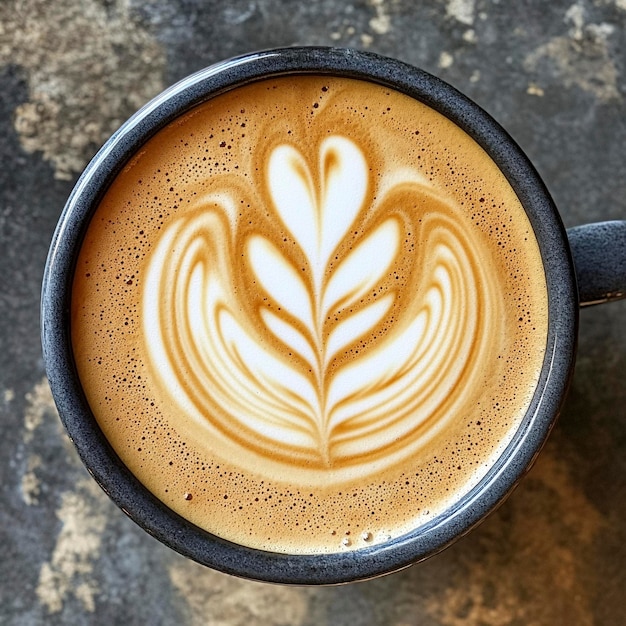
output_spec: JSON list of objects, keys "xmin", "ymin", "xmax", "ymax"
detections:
[{"xmin": 41, "ymin": 47, "xmax": 626, "ymax": 584}]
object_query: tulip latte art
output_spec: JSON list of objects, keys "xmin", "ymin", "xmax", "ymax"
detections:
[{"xmin": 72, "ymin": 76, "xmax": 548, "ymax": 553}]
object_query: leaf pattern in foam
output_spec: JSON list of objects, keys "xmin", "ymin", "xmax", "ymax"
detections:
[
  {"xmin": 321, "ymin": 217, "xmax": 400, "ymax": 316},
  {"xmin": 247, "ymin": 235, "xmax": 314, "ymax": 332},
  {"xmin": 326, "ymin": 237, "xmax": 479, "ymax": 453},
  {"xmin": 267, "ymin": 145, "xmax": 317, "ymax": 267},
  {"xmin": 144, "ymin": 209, "xmax": 321, "ymax": 456},
  {"xmin": 324, "ymin": 294, "xmax": 394, "ymax": 367},
  {"xmin": 317, "ymin": 136, "xmax": 368, "ymax": 273},
  {"xmin": 215, "ymin": 309, "xmax": 319, "ymax": 447},
  {"xmin": 268, "ymin": 136, "xmax": 367, "ymax": 285},
  {"xmin": 259, "ymin": 309, "xmax": 317, "ymax": 369},
  {"xmin": 143, "ymin": 133, "xmax": 495, "ymax": 477}
]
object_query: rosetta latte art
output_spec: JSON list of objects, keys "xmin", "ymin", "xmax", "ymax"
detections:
[{"xmin": 143, "ymin": 135, "xmax": 496, "ymax": 483}]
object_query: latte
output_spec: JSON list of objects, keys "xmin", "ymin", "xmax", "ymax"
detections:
[{"xmin": 71, "ymin": 76, "xmax": 548, "ymax": 554}]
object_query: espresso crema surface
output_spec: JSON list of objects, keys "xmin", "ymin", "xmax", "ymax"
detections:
[{"xmin": 72, "ymin": 76, "xmax": 548, "ymax": 553}]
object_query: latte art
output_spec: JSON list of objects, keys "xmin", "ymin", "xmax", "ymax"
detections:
[
  {"xmin": 72, "ymin": 76, "xmax": 548, "ymax": 553},
  {"xmin": 144, "ymin": 135, "xmax": 496, "ymax": 481}
]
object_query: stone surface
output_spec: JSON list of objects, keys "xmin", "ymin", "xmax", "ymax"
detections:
[{"xmin": 1, "ymin": 0, "xmax": 625, "ymax": 624}]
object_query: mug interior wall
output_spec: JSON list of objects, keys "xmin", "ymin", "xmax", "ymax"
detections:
[{"xmin": 41, "ymin": 47, "xmax": 578, "ymax": 584}]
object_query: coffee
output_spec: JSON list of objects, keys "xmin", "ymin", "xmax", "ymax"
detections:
[{"xmin": 71, "ymin": 75, "xmax": 548, "ymax": 554}]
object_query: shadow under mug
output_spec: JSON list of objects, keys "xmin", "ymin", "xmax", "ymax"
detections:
[{"xmin": 41, "ymin": 47, "xmax": 626, "ymax": 585}]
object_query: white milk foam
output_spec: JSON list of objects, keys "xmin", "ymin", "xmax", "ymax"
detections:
[
  {"xmin": 72, "ymin": 76, "xmax": 548, "ymax": 553},
  {"xmin": 142, "ymin": 135, "xmax": 493, "ymax": 483}
]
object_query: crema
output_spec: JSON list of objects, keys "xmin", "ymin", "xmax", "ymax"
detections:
[{"xmin": 71, "ymin": 76, "xmax": 548, "ymax": 554}]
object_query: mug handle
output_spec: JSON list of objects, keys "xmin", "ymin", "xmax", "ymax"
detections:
[{"xmin": 567, "ymin": 221, "xmax": 626, "ymax": 307}]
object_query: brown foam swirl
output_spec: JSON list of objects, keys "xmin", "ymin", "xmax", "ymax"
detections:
[{"xmin": 142, "ymin": 135, "xmax": 498, "ymax": 484}]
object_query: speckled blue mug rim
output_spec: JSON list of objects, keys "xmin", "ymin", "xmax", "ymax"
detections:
[{"xmin": 41, "ymin": 46, "xmax": 578, "ymax": 585}]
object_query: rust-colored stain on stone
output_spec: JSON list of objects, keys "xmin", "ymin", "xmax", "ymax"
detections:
[
  {"xmin": 424, "ymin": 442, "xmax": 604, "ymax": 625},
  {"xmin": 524, "ymin": 4, "xmax": 621, "ymax": 103},
  {"xmin": 0, "ymin": 0, "xmax": 165, "ymax": 180}
]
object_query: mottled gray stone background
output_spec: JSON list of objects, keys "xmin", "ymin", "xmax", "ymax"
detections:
[{"xmin": 1, "ymin": 1, "xmax": 626, "ymax": 624}]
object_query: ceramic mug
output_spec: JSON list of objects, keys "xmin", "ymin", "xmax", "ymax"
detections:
[{"xmin": 41, "ymin": 47, "xmax": 626, "ymax": 584}]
